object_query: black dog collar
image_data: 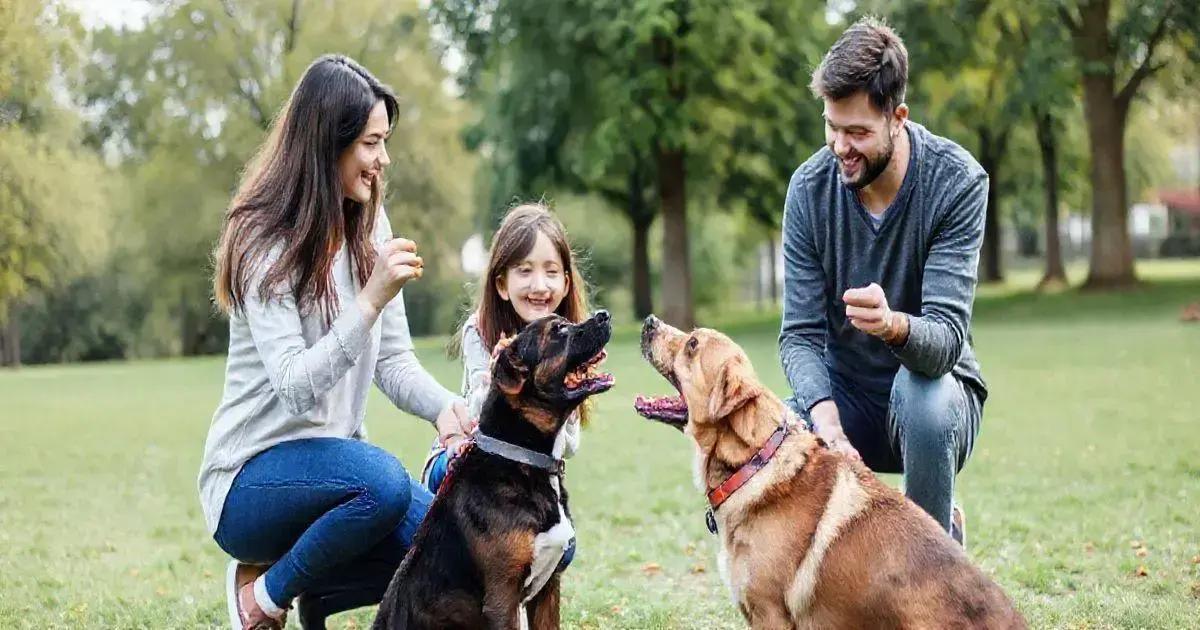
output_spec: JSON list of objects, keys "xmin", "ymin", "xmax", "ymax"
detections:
[{"xmin": 473, "ymin": 432, "xmax": 564, "ymax": 475}]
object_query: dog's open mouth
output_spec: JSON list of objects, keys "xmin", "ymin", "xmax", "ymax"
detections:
[
  {"xmin": 564, "ymin": 349, "xmax": 614, "ymax": 395},
  {"xmin": 633, "ymin": 392, "xmax": 688, "ymax": 427}
]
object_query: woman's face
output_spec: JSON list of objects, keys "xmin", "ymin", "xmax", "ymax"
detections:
[{"xmin": 339, "ymin": 100, "xmax": 391, "ymax": 203}]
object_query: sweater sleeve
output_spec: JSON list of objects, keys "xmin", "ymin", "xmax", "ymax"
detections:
[
  {"xmin": 778, "ymin": 173, "xmax": 832, "ymax": 412},
  {"xmin": 371, "ymin": 210, "xmax": 458, "ymax": 422},
  {"xmin": 374, "ymin": 289, "xmax": 458, "ymax": 423},
  {"xmin": 460, "ymin": 315, "xmax": 492, "ymax": 421},
  {"xmin": 243, "ymin": 256, "xmax": 374, "ymax": 417},
  {"xmin": 890, "ymin": 171, "xmax": 988, "ymax": 377}
]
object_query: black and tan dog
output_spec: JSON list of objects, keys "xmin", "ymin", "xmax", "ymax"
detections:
[
  {"xmin": 373, "ymin": 311, "xmax": 613, "ymax": 630},
  {"xmin": 634, "ymin": 315, "xmax": 1025, "ymax": 630}
]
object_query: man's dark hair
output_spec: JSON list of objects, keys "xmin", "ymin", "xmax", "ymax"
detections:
[{"xmin": 810, "ymin": 16, "xmax": 908, "ymax": 113}]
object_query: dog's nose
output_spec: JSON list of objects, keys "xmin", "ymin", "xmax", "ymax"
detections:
[
  {"xmin": 643, "ymin": 315, "xmax": 659, "ymax": 330},
  {"xmin": 594, "ymin": 309, "xmax": 610, "ymax": 324}
]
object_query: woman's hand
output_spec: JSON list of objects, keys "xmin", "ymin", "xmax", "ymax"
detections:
[
  {"xmin": 436, "ymin": 399, "xmax": 475, "ymax": 452},
  {"xmin": 357, "ymin": 237, "xmax": 423, "ymax": 319}
]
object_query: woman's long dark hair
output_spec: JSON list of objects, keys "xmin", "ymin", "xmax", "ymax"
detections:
[{"xmin": 213, "ymin": 54, "xmax": 398, "ymax": 317}]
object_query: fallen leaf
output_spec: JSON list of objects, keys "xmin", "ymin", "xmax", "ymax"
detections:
[
  {"xmin": 1191, "ymin": 583, "xmax": 1200, "ymax": 599},
  {"xmin": 1136, "ymin": 548, "xmax": 1148, "ymax": 558},
  {"xmin": 1129, "ymin": 540, "xmax": 1143, "ymax": 549},
  {"xmin": 610, "ymin": 605, "xmax": 622, "ymax": 614},
  {"xmin": 690, "ymin": 563, "xmax": 706, "ymax": 574},
  {"xmin": 155, "ymin": 586, "xmax": 167, "ymax": 596},
  {"xmin": 128, "ymin": 568, "xmax": 140, "ymax": 577},
  {"xmin": 1191, "ymin": 555, "xmax": 1200, "ymax": 565},
  {"xmin": 641, "ymin": 562, "xmax": 662, "ymax": 576},
  {"xmin": 203, "ymin": 569, "xmax": 213, "ymax": 578},
  {"xmin": 684, "ymin": 542, "xmax": 697, "ymax": 556},
  {"xmin": 1133, "ymin": 565, "xmax": 1149, "ymax": 577},
  {"xmin": 1082, "ymin": 542, "xmax": 1095, "ymax": 553}
]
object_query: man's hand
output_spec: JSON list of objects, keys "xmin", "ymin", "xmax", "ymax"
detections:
[
  {"xmin": 809, "ymin": 400, "xmax": 861, "ymax": 461},
  {"xmin": 843, "ymin": 283, "xmax": 909, "ymax": 346}
]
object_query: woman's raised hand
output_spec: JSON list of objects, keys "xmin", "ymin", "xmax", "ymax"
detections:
[{"xmin": 358, "ymin": 237, "xmax": 423, "ymax": 318}]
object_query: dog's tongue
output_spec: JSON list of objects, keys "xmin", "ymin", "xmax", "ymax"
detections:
[{"xmin": 634, "ymin": 394, "xmax": 687, "ymax": 415}]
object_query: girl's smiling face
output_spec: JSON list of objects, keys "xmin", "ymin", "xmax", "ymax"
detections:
[{"xmin": 497, "ymin": 230, "xmax": 569, "ymax": 323}]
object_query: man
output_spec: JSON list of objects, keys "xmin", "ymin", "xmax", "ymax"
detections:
[{"xmin": 779, "ymin": 16, "xmax": 988, "ymax": 546}]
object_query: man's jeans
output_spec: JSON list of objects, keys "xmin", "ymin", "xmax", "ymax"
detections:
[
  {"xmin": 213, "ymin": 437, "xmax": 431, "ymax": 615},
  {"xmin": 789, "ymin": 366, "xmax": 983, "ymax": 532}
]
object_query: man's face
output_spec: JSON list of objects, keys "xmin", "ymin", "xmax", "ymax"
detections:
[{"xmin": 823, "ymin": 91, "xmax": 905, "ymax": 189}]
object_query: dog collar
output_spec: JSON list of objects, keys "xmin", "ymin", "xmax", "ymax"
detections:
[
  {"xmin": 474, "ymin": 432, "xmax": 564, "ymax": 475},
  {"xmin": 704, "ymin": 424, "xmax": 790, "ymax": 530}
]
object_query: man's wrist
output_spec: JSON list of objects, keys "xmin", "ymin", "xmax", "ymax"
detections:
[{"xmin": 881, "ymin": 310, "xmax": 910, "ymax": 346}]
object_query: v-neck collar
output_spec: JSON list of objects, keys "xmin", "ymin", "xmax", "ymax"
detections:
[{"xmin": 847, "ymin": 123, "xmax": 919, "ymax": 235}]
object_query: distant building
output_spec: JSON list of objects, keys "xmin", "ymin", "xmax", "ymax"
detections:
[{"xmin": 1157, "ymin": 189, "xmax": 1200, "ymax": 257}]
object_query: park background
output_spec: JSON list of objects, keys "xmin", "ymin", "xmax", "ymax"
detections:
[{"xmin": 1, "ymin": 0, "xmax": 1198, "ymax": 628}]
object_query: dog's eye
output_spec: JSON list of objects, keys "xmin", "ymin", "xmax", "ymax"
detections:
[{"xmin": 685, "ymin": 336, "xmax": 699, "ymax": 354}]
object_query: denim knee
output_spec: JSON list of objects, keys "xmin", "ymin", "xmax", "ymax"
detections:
[
  {"xmin": 890, "ymin": 368, "xmax": 960, "ymax": 449},
  {"xmin": 355, "ymin": 448, "xmax": 413, "ymax": 531}
]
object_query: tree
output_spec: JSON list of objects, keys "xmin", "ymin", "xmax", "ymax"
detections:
[
  {"xmin": 1058, "ymin": 0, "xmax": 1200, "ymax": 288},
  {"xmin": 83, "ymin": 0, "xmax": 477, "ymax": 348},
  {"xmin": 0, "ymin": 0, "xmax": 114, "ymax": 367},
  {"xmin": 435, "ymin": 0, "xmax": 833, "ymax": 327},
  {"xmin": 884, "ymin": 0, "xmax": 1033, "ymax": 284}
]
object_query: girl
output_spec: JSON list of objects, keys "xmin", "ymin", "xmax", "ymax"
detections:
[
  {"xmin": 200, "ymin": 55, "xmax": 472, "ymax": 630},
  {"xmin": 421, "ymin": 202, "xmax": 589, "ymax": 492}
]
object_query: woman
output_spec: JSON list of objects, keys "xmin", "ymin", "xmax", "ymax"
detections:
[{"xmin": 199, "ymin": 54, "xmax": 472, "ymax": 629}]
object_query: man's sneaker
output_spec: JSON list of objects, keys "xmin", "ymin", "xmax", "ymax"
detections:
[{"xmin": 951, "ymin": 504, "xmax": 967, "ymax": 550}]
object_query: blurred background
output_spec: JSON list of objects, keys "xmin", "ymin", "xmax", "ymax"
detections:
[
  {"xmin": 0, "ymin": 0, "xmax": 1196, "ymax": 366},
  {"xmin": 4, "ymin": 2, "xmax": 1200, "ymax": 628}
]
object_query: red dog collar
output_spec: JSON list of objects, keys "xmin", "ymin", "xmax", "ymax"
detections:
[{"xmin": 707, "ymin": 424, "xmax": 790, "ymax": 511}]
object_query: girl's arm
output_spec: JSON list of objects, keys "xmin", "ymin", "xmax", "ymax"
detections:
[{"xmin": 460, "ymin": 315, "xmax": 492, "ymax": 420}]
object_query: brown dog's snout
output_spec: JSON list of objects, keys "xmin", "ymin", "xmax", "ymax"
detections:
[{"xmin": 641, "ymin": 315, "xmax": 661, "ymax": 358}]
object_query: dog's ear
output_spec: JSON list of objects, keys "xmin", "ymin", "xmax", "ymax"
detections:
[
  {"xmin": 492, "ymin": 341, "xmax": 527, "ymax": 396},
  {"xmin": 707, "ymin": 356, "xmax": 763, "ymax": 420}
]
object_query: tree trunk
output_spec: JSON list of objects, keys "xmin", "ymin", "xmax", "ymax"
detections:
[
  {"xmin": 657, "ymin": 145, "xmax": 693, "ymax": 329},
  {"xmin": 628, "ymin": 163, "xmax": 654, "ymax": 320},
  {"xmin": 1034, "ymin": 108, "xmax": 1068, "ymax": 291},
  {"xmin": 0, "ymin": 302, "xmax": 21, "ymax": 368},
  {"xmin": 1074, "ymin": 0, "xmax": 1137, "ymax": 289},
  {"xmin": 180, "ymin": 288, "xmax": 196, "ymax": 356},
  {"xmin": 631, "ymin": 218, "xmax": 652, "ymax": 319},
  {"xmin": 1081, "ymin": 76, "xmax": 1136, "ymax": 288},
  {"xmin": 977, "ymin": 129, "xmax": 1005, "ymax": 283}
]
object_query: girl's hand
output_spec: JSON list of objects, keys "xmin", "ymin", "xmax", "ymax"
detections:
[{"xmin": 357, "ymin": 238, "xmax": 424, "ymax": 318}]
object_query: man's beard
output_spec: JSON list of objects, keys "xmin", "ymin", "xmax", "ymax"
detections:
[{"xmin": 837, "ymin": 133, "xmax": 894, "ymax": 190}]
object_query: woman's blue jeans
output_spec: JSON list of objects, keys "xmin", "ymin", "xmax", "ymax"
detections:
[{"xmin": 213, "ymin": 437, "xmax": 431, "ymax": 614}]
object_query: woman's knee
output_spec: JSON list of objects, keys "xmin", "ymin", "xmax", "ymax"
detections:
[{"xmin": 351, "ymin": 444, "xmax": 413, "ymax": 528}]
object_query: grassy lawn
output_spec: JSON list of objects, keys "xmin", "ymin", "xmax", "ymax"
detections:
[{"xmin": 2, "ymin": 259, "xmax": 1199, "ymax": 629}]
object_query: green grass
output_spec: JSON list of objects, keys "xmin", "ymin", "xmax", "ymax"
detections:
[{"xmin": 2, "ymin": 259, "xmax": 1199, "ymax": 629}]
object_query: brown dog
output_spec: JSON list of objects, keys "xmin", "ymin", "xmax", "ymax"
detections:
[{"xmin": 634, "ymin": 316, "xmax": 1025, "ymax": 630}]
